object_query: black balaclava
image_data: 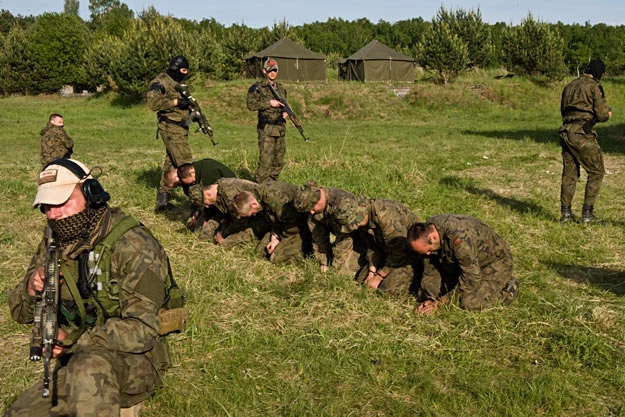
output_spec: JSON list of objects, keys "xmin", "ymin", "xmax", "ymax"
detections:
[
  {"xmin": 166, "ymin": 55, "xmax": 189, "ymax": 83},
  {"xmin": 585, "ymin": 59, "xmax": 606, "ymax": 81}
]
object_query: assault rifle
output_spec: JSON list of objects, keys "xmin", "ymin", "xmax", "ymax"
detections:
[
  {"xmin": 29, "ymin": 231, "xmax": 60, "ymax": 398},
  {"xmin": 177, "ymin": 84, "xmax": 217, "ymax": 146},
  {"xmin": 266, "ymin": 82, "xmax": 309, "ymax": 142}
]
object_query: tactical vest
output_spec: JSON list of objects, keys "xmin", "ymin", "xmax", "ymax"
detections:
[{"xmin": 59, "ymin": 215, "xmax": 186, "ymax": 344}]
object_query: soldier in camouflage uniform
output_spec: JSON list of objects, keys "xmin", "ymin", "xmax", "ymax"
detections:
[
  {"xmin": 233, "ymin": 181, "xmax": 312, "ymax": 264},
  {"xmin": 5, "ymin": 159, "xmax": 179, "ymax": 417},
  {"xmin": 147, "ymin": 55, "xmax": 194, "ymax": 212},
  {"xmin": 559, "ymin": 58, "xmax": 612, "ymax": 224},
  {"xmin": 164, "ymin": 158, "xmax": 236, "ymax": 240},
  {"xmin": 40, "ymin": 113, "xmax": 74, "ymax": 167},
  {"xmin": 293, "ymin": 181, "xmax": 369, "ymax": 275},
  {"xmin": 246, "ymin": 58, "xmax": 288, "ymax": 183},
  {"xmin": 199, "ymin": 177, "xmax": 269, "ymax": 248},
  {"xmin": 407, "ymin": 214, "xmax": 519, "ymax": 314},
  {"xmin": 356, "ymin": 199, "xmax": 422, "ymax": 295}
]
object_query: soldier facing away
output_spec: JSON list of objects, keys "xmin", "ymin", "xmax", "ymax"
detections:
[
  {"xmin": 559, "ymin": 58, "xmax": 612, "ymax": 224},
  {"xmin": 246, "ymin": 58, "xmax": 289, "ymax": 183},
  {"xmin": 40, "ymin": 113, "xmax": 74, "ymax": 167},
  {"xmin": 147, "ymin": 55, "xmax": 194, "ymax": 213},
  {"xmin": 5, "ymin": 159, "xmax": 183, "ymax": 417},
  {"xmin": 407, "ymin": 214, "xmax": 519, "ymax": 315}
]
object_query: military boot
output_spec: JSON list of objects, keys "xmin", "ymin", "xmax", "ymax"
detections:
[
  {"xmin": 559, "ymin": 205, "xmax": 576, "ymax": 223},
  {"xmin": 155, "ymin": 191, "xmax": 176, "ymax": 213},
  {"xmin": 581, "ymin": 204, "xmax": 602, "ymax": 225}
]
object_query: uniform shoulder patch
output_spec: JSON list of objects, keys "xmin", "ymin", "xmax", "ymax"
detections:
[
  {"xmin": 453, "ymin": 238, "xmax": 462, "ymax": 246},
  {"xmin": 248, "ymin": 84, "xmax": 260, "ymax": 94}
]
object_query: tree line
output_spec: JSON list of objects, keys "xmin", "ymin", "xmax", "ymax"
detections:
[{"xmin": 1, "ymin": 1, "xmax": 624, "ymax": 96}]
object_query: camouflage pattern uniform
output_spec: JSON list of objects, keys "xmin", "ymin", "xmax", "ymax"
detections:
[
  {"xmin": 211, "ymin": 178, "xmax": 269, "ymax": 248},
  {"xmin": 358, "ymin": 199, "xmax": 421, "ymax": 295},
  {"xmin": 40, "ymin": 122, "xmax": 74, "ymax": 167},
  {"xmin": 559, "ymin": 73, "xmax": 610, "ymax": 211},
  {"xmin": 246, "ymin": 79, "xmax": 287, "ymax": 183},
  {"xmin": 5, "ymin": 208, "xmax": 171, "ymax": 417},
  {"xmin": 183, "ymin": 159, "xmax": 236, "ymax": 241},
  {"xmin": 147, "ymin": 72, "xmax": 193, "ymax": 195},
  {"xmin": 419, "ymin": 214, "xmax": 517, "ymax": 311},
  {"xmin": 252, "ymin": 181, "xmax": 312, "ymax": 264},
  {"xmin": 296, "ymin": 186, "xmax": 369, "ymax": 275}
]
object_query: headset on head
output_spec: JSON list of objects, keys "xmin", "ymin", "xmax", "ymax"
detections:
[{"xmin": 44, "ymin": 158, "xmax": 110, "ymax": 208}]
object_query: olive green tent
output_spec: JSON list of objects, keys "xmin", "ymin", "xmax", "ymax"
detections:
[
  {"xmin": 245, "ymin": 37, "xmax": 327, "ymax": 81},
  {"xmin": 339, "ymin": 40, "xmax": 415, "ymax": 82}
]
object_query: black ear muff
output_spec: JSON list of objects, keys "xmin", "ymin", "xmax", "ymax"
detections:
[{"xmin": 44, "ymin": 158, "xmax": 110, "ymax": 208}]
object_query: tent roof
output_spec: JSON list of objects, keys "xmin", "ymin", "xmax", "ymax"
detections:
[
  {"xmin": 247, "ymin": 37, "xmax": 326, "ymax": 60},
  {"xmin": 346, "ymin": 40, "xmax": 414, "ymax": 62}
]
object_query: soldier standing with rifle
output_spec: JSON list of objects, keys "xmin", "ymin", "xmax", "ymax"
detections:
[
  {"xmin": 247, "ymin": 58, "xmax": 289, "ymax": 183},
  {"xmin": 5, "ymin": 159, "xmax": 185, "ymax": 417},
  {"xmin": 147, "ymin": 55, "xmax": 194, "ymax": 213},
  {"xmin": 559, "ymin": 58, "xmax": 612, "ymax": 224}
]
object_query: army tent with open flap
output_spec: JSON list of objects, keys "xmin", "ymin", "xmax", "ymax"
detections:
[
  {"xmin": 245, "ymin": 37, "xmax": 327, "ymax": 81},
  {"xmin": 339, "ymin": 40, "xmax": 415, "ymax": 82}
]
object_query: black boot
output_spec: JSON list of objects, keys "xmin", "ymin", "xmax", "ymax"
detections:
[
  {"xmin": 581, "ymin": 204, "xmax": 602, "ymax": 225},
  {"xmin": 559, "ymin": 205, "xmax": 576, "ymax": 223},
  {"xmin": 155, "ymin": 191, "xmax": 176, "ymax": 213}
]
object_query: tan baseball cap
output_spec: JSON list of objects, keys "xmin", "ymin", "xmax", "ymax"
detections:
[{"xmin": 33, "ymin": 159, "xmax": 92, "ymax": 208}]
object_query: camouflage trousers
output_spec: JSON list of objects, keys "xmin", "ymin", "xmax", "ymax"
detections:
[
  {"xmin": 255, "ymin": 128, "xmax": 286, "ymax": 183},
  {"xmin": 256, "ymin": 223, "xmax": 312, "ymax": 264},
  {"xmin": 4, "ymin": 346, "xmax": 164, "ymax": 417},
  {"xmin": 355, "ymin": 251, "xmax": 423, "ymax": 296},
  {"xmin": 419, "ymin": 257, "xmax": 515, "ymax": 311},
  {"xmin": 559, "ymin": 124, "xmax": 605, "ymax": 207},
  {"xmin": 158, "ymin": 122, "xmax": 193, "ymax": 194},
  {"xmin": 329, "ymin": 232, "xmax": 368, "ymax": 276}
]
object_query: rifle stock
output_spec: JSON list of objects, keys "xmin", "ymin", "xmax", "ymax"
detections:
[
  {"xmin": 177, "ymin": 84, "xmax": 217, "ymax": 146},
  {"xmin": 265, "ymin": 83, "xmax": 309, "ymax": 142}
]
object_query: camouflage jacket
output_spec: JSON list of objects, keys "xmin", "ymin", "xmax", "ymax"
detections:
[
  {"xmin": 246, "ymin": 79, "xmax": 287, "ymax": 130},
  {"xmin": 254, "ymin": 181, "xmax": 303, "ymax": 237},
  {"xmin": 561, "ymin": 74, "xmax": 611, "ymax": 124},
  {"xmin": 428, "ymin": 214, "xmax": 513, "ymax": 292},
  {"xmin": 184, "ymin": 158, "xmax": 236, "ymax": 209},
  {"xmin": 215, "ymin": 178, "xmax": 259, "ymax": 216},
  {"xmin": 40, "ymin": 123, "xmax": 74, "ymax": 166},
  {"xmin": 365, "ymin": 199, "xmax": 420, "ymax": 276},
  {"xmin": 147, "ymin": 72, "xmax": 189, "ymax": 124},
  {"xmin": 8, "ymin": 208, "xmax": 170, "ymax": 359},
  {"xmin": 309, "ymin": 187, "xmax": 368, "ymax": 267}
]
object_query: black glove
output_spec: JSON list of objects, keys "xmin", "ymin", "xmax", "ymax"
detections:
[{"xmin": 177, "ymin": 96, "xmax": 190, "ymax": 110}]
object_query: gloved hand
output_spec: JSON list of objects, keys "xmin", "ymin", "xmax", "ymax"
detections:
[{"xmin": 177, "ymin": 96, "xmax": 190, "ymax": 110}]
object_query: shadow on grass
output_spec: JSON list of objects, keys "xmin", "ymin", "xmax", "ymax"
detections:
[
  {"xmin": 135, "ymin": 166, "xmax": 161, "ymax": 189},
  {"xmin": 545, "ymin": 262, "xmax": 625, "ymax": 296},
  {"xmin": 439, "ymin": 176, "xmax": 557, "ymax": 221},
  {"xmin": 462, "ymin": 123, "xmax": 625, "ymax": 154}
]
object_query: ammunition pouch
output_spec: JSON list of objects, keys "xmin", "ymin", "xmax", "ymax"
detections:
[{"xmin": 157, "ymin": 307, "xmax": 189, "ymax": 335}]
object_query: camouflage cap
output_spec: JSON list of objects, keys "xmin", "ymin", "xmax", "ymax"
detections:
[
  {"xmin": 188, "ymin": 184, "xmax": 204, "ymax": 206},
  {"xmin": 294, "ymin": 181, "xmax": 321, "ymax": 212},
  {"xmin": 340, "ymin": 198, "xmax": 369, "ymax": 233},
  {"xmin": 263, "ymin": 58, "xmax": 279, "ymax": 71}
]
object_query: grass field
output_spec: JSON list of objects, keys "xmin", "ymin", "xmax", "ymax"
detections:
[{"xmin": 1, "ymin": 71, "xmax": 625, "ymax": 416}]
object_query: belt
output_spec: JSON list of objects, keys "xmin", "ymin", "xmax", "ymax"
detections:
[{"xmin": 158, "ymin": 116, "xmax": 188, "ymax": 129}]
